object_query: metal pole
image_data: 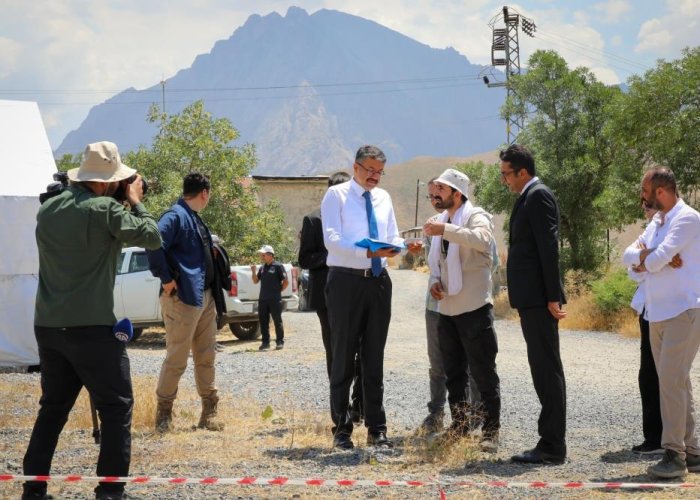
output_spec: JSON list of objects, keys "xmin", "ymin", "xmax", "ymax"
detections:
[
  {"xmin": 160, "ymin": 79, "xmax": 166, "ymax": 113},
  {"xmin": 414, "ymin": 179, "xmax": 420, "ymax": 227}
]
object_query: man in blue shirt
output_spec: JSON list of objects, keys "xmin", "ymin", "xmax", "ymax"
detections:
[
  {"xmin": 251, "ymin": 245, "xmax": 288, "ymax": 350},
  {"xmin": 147, "ymin": 172, "xmax": 222, "ymax": 433}
]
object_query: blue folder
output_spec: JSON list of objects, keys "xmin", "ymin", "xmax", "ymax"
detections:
[{"xmin": 355, "ymin": 238, "xmax": 405, "ymax": 253}]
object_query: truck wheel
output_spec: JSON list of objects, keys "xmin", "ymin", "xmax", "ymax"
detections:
[
  {"xmin": 131, "ymin": 328, "xmax": 144, "ymax": 342},
  {"xmin": 229, "ymin": 321, "xmax": 261, "ymax": 340}
]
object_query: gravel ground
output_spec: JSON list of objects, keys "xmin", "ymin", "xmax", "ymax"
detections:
[{"xmin": 3, "ymin": 267, "xmax": 700, "ymax": 499}]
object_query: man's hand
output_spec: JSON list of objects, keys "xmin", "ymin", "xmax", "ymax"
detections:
[
  {"xmin": 639, "ymin": 248, "xmax": 653, "ymax": 264},
  {"xmin": 423, "ymin": 220, "xmax": 445, "ymax": 237},
  {"xmin": 250, "ymin": 265, "xmax": 257, "ymax": 273},
  {"xmin": 631, "ymin": 263, "xmax": 647, "ymax": 273},
  {"xmin": 125, "ymin": 175, "xmax": 145, "ymax": 206},
  {"xmin": 547, "ymin": 301, "xmax": 566, "ymax": 320},
  {"xmin": 162, "ymin": 280, "xmax": 177, "ymax": 296},
  {"xmin": 430, "ymin": 282, "xmax": 445, "ymax": 301},
  {"xmin": 670, "ymin": 253, "xmax": 683, "ymax": 269},
  {"xmin": 367, "ymin": 248, "xmax": 401, "ymax": 258},
  {"xmin": 406, "ymin": 240, "xmax": 424, "ymax": 255}
]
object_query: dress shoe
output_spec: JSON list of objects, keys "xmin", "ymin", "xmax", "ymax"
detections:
[
  {"xmin": 511, "ymin": 448, "xmax": 565, "ymax": 465},
  {"xmin": 367, "ymin": 431, "xmax": 393, "ymax": 448},
  {"xmin": 333, "ymin": 433, "xmax": 354, "ymax": 450}
]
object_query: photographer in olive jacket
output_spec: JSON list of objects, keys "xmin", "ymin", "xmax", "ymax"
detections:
[{"xmin": 23, "ymin": 141, "xmax": 162, "ymax": 500}]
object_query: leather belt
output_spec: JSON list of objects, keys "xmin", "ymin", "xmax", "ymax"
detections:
[{"xmin": 329, "ymin": 266, "xmax": 387, "ymax": 278}]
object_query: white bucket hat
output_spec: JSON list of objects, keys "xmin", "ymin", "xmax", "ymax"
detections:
[
  {"xmin": 435, "ymin": 168, "xmax": 470, "ymax": 197},
  {"xmin": 258, "ymin": 245, "xmax": 275, "ymax": 254},
  {"xmin": 67, "ymin": 141, "xmax": 136, "ymax": 183}
]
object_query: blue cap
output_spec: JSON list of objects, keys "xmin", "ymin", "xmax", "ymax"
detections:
[{"xmin": 113, "ymin": 318, "xmax": 134, "ymax": 342}]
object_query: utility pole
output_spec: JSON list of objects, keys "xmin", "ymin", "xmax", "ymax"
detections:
[
  {"xmin": 414, "ymin": 178, "xmax": 420, "ymax": 227},
  {"xmin": 160, "ymin": 78, "xmax": 166, "ymax": 113},
  {"xmin": 484, "ymin": 5, "xmax": 536, "ymax": 144}
]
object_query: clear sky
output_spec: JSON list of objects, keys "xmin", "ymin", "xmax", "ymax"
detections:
[{"xmin": 1, "ymin": 0, "xmax": 696, "ymax": 149}]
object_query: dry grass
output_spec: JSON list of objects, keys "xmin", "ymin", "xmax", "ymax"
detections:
[
  {"xmin": 492, "ymin": 286, "xmax": 639, "ymax": 338},
  {"xmin": 560, "ymin": 290, "xmax": 640, "ymax": 338},
  {"xmin": 1, "ymin": 374, "xmax": 487, "ymax": 498},
  {"xmin": 492, "ymin": 291, "xmax": 517, "ymax": 320}
]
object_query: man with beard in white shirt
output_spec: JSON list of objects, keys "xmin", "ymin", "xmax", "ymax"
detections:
[{"xmin": 626, "ymin": 167, "xmax": 700, "ymax": 478}]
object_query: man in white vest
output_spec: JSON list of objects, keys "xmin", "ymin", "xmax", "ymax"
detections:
[{"xmin": 423, "ymin": 169, "xmax": 501, "ymax": 452}]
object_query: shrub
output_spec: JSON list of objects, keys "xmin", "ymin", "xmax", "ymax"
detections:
[{"xmin": 590, "ymin": 268, "xmax": 637, "ymax": 314}]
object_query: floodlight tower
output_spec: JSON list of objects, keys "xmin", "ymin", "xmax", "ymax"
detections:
[{"xmin": 485, "ymin": 6, "xmax": 536, "ymax": 144}]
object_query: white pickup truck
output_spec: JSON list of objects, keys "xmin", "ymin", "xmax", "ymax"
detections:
[{"xmin": 113, "ymin": 247, "xmax": 299, "ymax": 341}]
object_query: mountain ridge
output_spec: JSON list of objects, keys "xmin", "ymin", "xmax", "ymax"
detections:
[{"xmin": 57, "ymin": 7, "xmax": 506, "ymax": 174}]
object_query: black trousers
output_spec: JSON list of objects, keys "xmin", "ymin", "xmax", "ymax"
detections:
[
  {"xmin": 317, "ymin": 306, "xmax": 363, "ymax": 410},
  {"xmin": 259, "ymin": 298, "xmax": 284, "ymax": 343},
  {"xmin": 639, "ymin": 313, "xmax": 663, "ymax": 445},
  {"xmin": 438, "ymin": 304, "xmax": 500, "ymax": 434},
  {"xmin": 518, "ymin": 307, "xmax": 567, "ymax": 457},
  {"xmin": 23, "ymin": 326, "xmax": 133, "ymax": 497},
  {"xmin": 326, "ymin": 269, "xmax": 391, "ymax": 436}
]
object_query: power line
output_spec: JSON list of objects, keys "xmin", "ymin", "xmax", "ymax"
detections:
[
  {"xmin": 0, "ymin": 73, "xmax": 484, "ymax": 95},
  {"xmin": 26, "ymin": 81, "xmax": 489, "ymax": 107},
  {"xmin": 535, "ymin": 29, "xmax": 652, "ymax": 71}
]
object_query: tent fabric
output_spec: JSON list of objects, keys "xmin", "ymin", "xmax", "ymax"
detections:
[{"xmin": 0, "ymin": 100, "xmax": 56, "ymax": 367}]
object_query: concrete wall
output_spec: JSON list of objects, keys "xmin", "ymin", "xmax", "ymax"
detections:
[{"xmin": 253, "ymin": 176, "xmax": 329, "ymax": 241}]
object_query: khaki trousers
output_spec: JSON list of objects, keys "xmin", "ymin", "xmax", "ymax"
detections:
[
  {"xmin": 156, "ymin": 289, "xmax": 218, "ymax": 402},
  {"xmin": 650, "ymin": 308, "xmax": 700, "ymax": 459}
]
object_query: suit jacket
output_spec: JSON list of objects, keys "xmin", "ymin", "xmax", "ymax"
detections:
[
  {"xmin": 298, "ymin": 209, "xmax": 329, "ymax": 310},
  {"xmin": 507, "ymin": 181, "xmax": 566, "ymax": 309}
]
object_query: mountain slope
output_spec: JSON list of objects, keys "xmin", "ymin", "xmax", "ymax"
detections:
[{"xmin": 57, "ymin": 7, "xmax": 506, "ymax": 174}]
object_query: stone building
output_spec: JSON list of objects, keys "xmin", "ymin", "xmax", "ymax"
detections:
[{"xmin": 251, "ymin": 174, "xmax": 332, "ymax": 240}]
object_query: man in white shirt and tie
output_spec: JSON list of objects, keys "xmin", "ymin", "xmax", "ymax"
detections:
[
  {"xmin": 321, "ymin": 145, "xmax": 408, "ymax": 450},
  {"xmin": 625, "ymin": 167, "xmax": 700, "ymax": 478}
]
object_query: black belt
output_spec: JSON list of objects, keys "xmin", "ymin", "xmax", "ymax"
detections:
[{"xmin": 329, "ymin": 266, "xmax": 387, "ymax": 278}]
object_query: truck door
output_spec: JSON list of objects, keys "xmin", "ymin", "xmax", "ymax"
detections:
[
  {"xmin": 113, "ymin": 251, "xmax": 128, "ymax": 318},
  {"xmin": 119, "ymin": 250, "xmax": 160, "ymax": 321}
]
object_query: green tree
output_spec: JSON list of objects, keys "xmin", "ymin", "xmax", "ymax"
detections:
[
  {"xmin": 612, "ymin": 46, "xmax": 700, "ymax": 207},
  {"xmin": 123, "ymin": 101, "xmax": 294, "ymax": 263},
  {"xmin": 462, "ymin": 50, "xmax": 624, "ymax": 272}
]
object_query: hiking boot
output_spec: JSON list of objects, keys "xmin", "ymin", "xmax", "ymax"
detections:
[
  {"xmin": 648, "ymin": 449, "xmax": 688, "ymax": 478},
  {"xmin": 154, "ymin": 400, "xmax": 173, "ymax": 433},
  {"xmin": 259, "ymin": 342, "xmax": 270, "ymax": 351},
  {"xmin": 419, "ymin": 411, "xmax": 444, "ymax": 434},
  {"xmin": 686, "ymin": 453, "xmax": 700, "ymax": 472},
  {"xmin": 197, "ymin": 394, "xmax": 224, "ymax": 431},
  {"xmin": 632, "ymin": 441, "xmax": 664, "ymax": 455}
]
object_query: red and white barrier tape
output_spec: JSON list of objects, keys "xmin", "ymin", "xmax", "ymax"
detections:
[{"xmin": 1, "ymin": 474, "xmax": 699, "ymax": 490}]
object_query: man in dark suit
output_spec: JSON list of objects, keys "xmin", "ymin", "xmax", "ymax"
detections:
[
  {"xmin": 298, "ymin": 171, "xmax": 363, "ymax": 421},
  {"xmin": 500, "ymin": 144, "xmax": 567, "ymax": 465}
]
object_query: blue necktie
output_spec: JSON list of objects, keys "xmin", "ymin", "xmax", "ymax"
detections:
[{"xmin": 362, "ymin": 191, "xmax": 382, "ymax": 277}]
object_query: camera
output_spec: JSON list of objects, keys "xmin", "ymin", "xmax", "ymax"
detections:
[
  {"xmin": 112, "ymin": 174, "xmax": 148, "ymax": 203},
  {"xmin": 39, "ymin": 172, "xmax": 70, "ymax": 204}
]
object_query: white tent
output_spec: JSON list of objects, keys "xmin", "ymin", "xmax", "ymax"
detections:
[{"xmin": 0, "ymin": 100, "xmax": 56, "ymax": 367}]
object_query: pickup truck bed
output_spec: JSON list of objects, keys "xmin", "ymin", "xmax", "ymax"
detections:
[{"xmin": 113, "ymin": 247, "xmax": 299, "ymax": 340}]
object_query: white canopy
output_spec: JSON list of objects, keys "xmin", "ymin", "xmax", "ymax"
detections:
[{"xmin": 0, "ymin": 100, "xmax": 56, "ymax": 367}]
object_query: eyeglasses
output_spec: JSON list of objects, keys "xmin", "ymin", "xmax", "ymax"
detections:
[
  {"xmin": 356, "ymin": 161, "xmax": 385, "ymax": 177},
  {"xmin": 500, "ymin": 169, "xmax": 516, "ymax": 179}
]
